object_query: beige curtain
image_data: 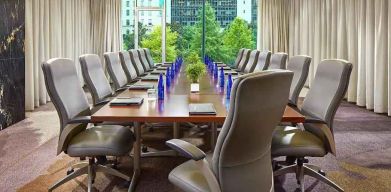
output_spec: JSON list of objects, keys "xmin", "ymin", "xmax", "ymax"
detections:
[
  {"xmin": 287, "ymin": 0, "xmax": 391, "ymax": 115},
  {"xmin": 25, "ymin": 0, "xmax": 122, "ymax": 111},
  {"xmin": 258, "ymin": 0, "xmax": 290, "ymax": 53}
]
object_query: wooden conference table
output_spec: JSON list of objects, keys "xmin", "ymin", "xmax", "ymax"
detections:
[{"xmin": 91, "ymin": 67, "xmax": 305, "ymax": 191}]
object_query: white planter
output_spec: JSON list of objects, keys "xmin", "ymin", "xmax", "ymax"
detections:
[{"xmin": 191, "ymin": 83, "xmax": 200, "ymax": 92}]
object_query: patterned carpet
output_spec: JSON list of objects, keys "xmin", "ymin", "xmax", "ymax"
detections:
[{"xmin": 1, "ymin": 101, "xmax": 391, "ymax": 192}]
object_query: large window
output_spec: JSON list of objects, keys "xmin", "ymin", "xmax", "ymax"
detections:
[{"xmin": 122, "ymin": 0, "xmax": 258, "ymax": 65}]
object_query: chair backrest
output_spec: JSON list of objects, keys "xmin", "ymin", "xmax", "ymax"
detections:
[
  {"xmin": 129, "ymin": 49, "xmax": 145, "ymax": 76},
  {"xmin": 287, "ymin": 55, "xmax": 311, "ymax": 106},
  {"xmin": 253, "ymin": 51, "xmax": 272, "ymax": 72},
  {"xmin": 42, "ymin": 58, "xmax": 91, "ymax": 131},
  {"xmin": 212, "ymin": 70, "xmax": 293, "ymax": 192},
  {"xmin": 242, "ymin": 50, "xmax": 260, "ymax": 73},
  {"xmin": 269, "ymin": 52, "xmax": 288, "ymax": 70},
  {"xmin": 143, "ymin": 48, "xmax": 155, "ymax": 68},
  {"xmin": 138, "ymin": 49, "xmax": 151, "ymax": 71},
  {"xmin": 236, "ymin": 49, "xmax": 251, "ymax": 72},
  {"xmin": 301, "ymin": 59, "xmax": 353, "ymax": 129},
  {"xmin": 234, "ymin": 48, "xmax": 245, "ymax": 68},
  {"xmin": 119, "ymin": 51, "xmax": 138, "ymax": 82},
  {"xmin": 79, "ymin": 54, "xmax": 113, "ymax": 106},
  {"xmin": 104, "ymin": 52, "xmax": 128, "ymax": 91}
]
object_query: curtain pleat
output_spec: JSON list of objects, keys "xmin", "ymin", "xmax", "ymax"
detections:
[
  {"xmin": 25, "ymin": 0, "xmax": 122, "ymax": 111},
  {"xmin": 279, "ymin": 0, "xmax": 391, "ymax": 116}
]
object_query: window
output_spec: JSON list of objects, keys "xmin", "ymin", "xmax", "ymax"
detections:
[
  {"xmin": 126, "ymin": 1, "xmax": 130, "ymax": 7},
  {"xmin": 126, "ymin": 10, "xmax": 130, "ymax": 16}
]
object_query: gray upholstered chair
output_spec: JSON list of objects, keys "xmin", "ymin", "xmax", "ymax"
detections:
[
  {"xmin": 166, "ymin": 70, "xmax": 294, "ymax": 192},
  {"xmin": 144, "ymin": 48, "xmax": 167, "ymax": 67},
  {"xmin": 235, "ymin": 49, "xmax": 251, "ymax": 72},
  {"xmin": 242, "ymin": 50, "xmax": 260, "ymax": 74},
  {"xmin": 272, "ymin": 59, "xmax": 353, "ymax": 192},
  {"xmin": 253, "ymin": 51, "xmax": 272, "ymax": 72},
  {"xmin": 119, "ymin": 51, "xmax": 139, "ymax": 83},
  {"xmin": 269, "ymin": 53, "xmax": 288, "ymax": 70},
  {"xmin": 42, "ymin": 58, "xmax": 134, "ymax": 191},
  {"xmin": 80, "ymin": 54, "xmax": 114, "ymax": 106},
  {"xmin": 104, "ymin": 52, "xmax": 129, "ymax": 91},
  {"xmin": 138, "ymin": 49, "xmax": 153, "ymax": 72},
  {"xmin": 287, "ymin": 55, "xmax": 312, "ymax": 107},
  {"xmin": 129, "ymin": 49, "xmax": 147, "ymax": 76},
  {"xmin": 231, "ymin": 48, "xmax": 245, "ymax": 69}
]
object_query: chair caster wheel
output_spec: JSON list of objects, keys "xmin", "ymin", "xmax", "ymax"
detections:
[
  {"xmin": 318, "ymin": 170, "xmax": 326, "ymax": 176},
  {"xmin": 142, "ymin": 146, "xmax": 149, "ymax": 153},
  {"xmin": 67, "ymin": 169, "xmax": 74, "ymax": 175}
]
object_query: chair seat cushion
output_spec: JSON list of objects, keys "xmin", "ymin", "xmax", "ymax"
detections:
[
  {"xmin": 67, "ymin": 125, "xmax": 134, "ymax": 157},
  {"xmin": 169, "ymin": 160, "xmax": 211, "ymax": 192},
  {"xmin": 272, "ymin": 126, "xmax": 326, "ymax": 157}
]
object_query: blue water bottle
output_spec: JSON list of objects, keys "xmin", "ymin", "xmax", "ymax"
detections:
[
  {"xmin": 226, "ymin": 74, "xmax": 233, "ymax": 99},
  {"xmin": 214, "ymin": 63, "xmax": 218, "ymax": 79},
  {"xmin": 158, "ymin": 74, "xmax": 164, "ymax": 100},
  {"xmin": 219, "ymin": 67, "xmax": 225, "ymax": 87},
  {"xmin": 171, "ymin": 65, "xmax": 175, "ymax": 79},
  {"xmin": 166, "ymin": 69, "xmax": 171, "ymax": 88}
]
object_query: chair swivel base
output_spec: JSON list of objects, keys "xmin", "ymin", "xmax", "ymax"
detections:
[
  {"xmin": 49, "ymin": 158, "xmax": 130, "ymax": 192},
  {"xmin": 273, "ymin": 158, "xmax": 344, "ymax": 192}
]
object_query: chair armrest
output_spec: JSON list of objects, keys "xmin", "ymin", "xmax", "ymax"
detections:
[
  {"xmin": 166, "ymin": 139, "xmax": 206, "ymax": 161},
  {"xmin": 304, "ymin": 116, "xmax": 327, "ymax": 124},
  {"xmin": 115, "ymin": 87, "xmax": 128, "ymax": 92},
  {"xmin": 164, "ymin": 62, "xmax": 173, "ymax": 64},
  {"xmin": 155, "ymin": 63, "xmax": 162, "ymax": 66},
  {"xmin": 68, "ymin": 116, "xmax": 92, "ymax": 124}
]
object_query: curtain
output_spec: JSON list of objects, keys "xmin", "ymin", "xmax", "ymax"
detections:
[
  {"xmin": 25, "ymin": 0, "xmax": 122, "ymax": 111},
  {"xmin": 258, "ymin": 0, "xmax": 290, "ymax": 53},
  {"xmin": 259, "ymin": 0, "xmax": 391, "ymax": 115}
]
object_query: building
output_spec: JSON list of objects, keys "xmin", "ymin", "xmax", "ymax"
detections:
[
  {"xmin": 122, "ymin": 0, "xmax": 171, "ymax": 36},
  {"xmin": 171, "ymin": 0, "xmax": 237, "ymax": 27}
]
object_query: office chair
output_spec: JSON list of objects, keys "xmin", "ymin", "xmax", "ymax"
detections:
[
  {"xmin": 138, "ymin": 49, "xmax": 153, "ymax": 72},
  {"xmin": 235, "ymin": 49, "xmax": 251, "ymax": 72},
  {"xmin": 79, "ymin": 54, "xmax": 114, "ymax": 106},
  {"xmin": 254, "ymin": 51, "xmax": 272, "ymax": 72},
  {"xmin": 104, "ymin": 52, "xmax": 130, "ymax": 91},
  {"xmin": 272, "ymin": 59, "xmax": 353, "ymax": 192},
  {"xmin": 42, "ymin": 59, "xmax": 135, "ymax": 191},
  {"xmin": 129, "ymin": 49, "xmax": 147, "ymax": 76},
  {"xmin": 287, "ymin": 55, "xmax": 312, "ymax": 107},
  {"xmin": 119, "ymin": 51, "xmax": 140, "ymax": 83},
  {"xmin": 269, "ymin": 53, "xmax": 288, "ymax": 70},
  {"xmin": 166, "ymin": 70, "xmax": 294, "ymax": 192},
  {"xmin": 242, "ymin": 50, "xmax": 260, "ymax": 74},
  {"xmin": 143, "ymin": 48, "xmax": 157, "ymax": 68},
  {"xmin": 231, "ymin": 48, "xmax": 245, "ymax": 69}
]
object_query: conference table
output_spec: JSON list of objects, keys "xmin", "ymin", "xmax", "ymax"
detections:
[{"xmin": 91, "ymin": 66, "xmax": 305, "ymax": 191}]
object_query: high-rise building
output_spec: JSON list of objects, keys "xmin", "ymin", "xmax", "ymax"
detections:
[
  {"xmin": 171, "ymin": 0, "xmax": 257, "ymax": 28},
  {"xmin": 121, "ymin": 0, "xmax": 171, "ymax": 36},
  {"xmin": 171, "ymin": 0, "xmax": 237, "ymax": 27}
]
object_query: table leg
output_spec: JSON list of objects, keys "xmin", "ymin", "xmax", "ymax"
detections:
[
  {"xmin": 129, "ymin": 122, "xmax": 141, "ymax": 192},
  {"xmin": 211, "ymin": 122, "xmax": 217, "ymax": 149},
  {"xmin": 173, "ymin": 122, "xmax": 180, "ymax": 139}
]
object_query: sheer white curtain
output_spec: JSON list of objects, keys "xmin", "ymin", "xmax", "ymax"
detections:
[
  {"xmin": 258, "ymin": 0, "xmax": 290, "ymax": 53},
  {"xmin": 25, "ymin": 0, "xmax": 122, "ymax": 111},
  {"xmin": 288, "ymin": 0, "xmax": 391, "ymax": 115}
]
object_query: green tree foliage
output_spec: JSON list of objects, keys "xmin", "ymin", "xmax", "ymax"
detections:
[
  {"xmin": 170, "ymin": 23, "xmax": 195, "ymax": 58},
  {"xmin": 123, "ymin": 22, "xmax": 148, "ymax": 50},
  {"xmin": 141, "ymin": 26, "xmax": 178, "ymax": 63},
  {"xmin": 190, "ymin": 3, "xmax": 228, "ymax": 62},
  {"xmin": 222, "ymin": 17, "xmax": 254, "ymax": 65}
]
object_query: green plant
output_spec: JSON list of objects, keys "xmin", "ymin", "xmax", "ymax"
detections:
[
  {"xmin": 186, "ymin": 51, "xmax": 201, "ymax": 64},
  {"xmin": 186, "ymin": 62, "xmax": 206, "ymax": 83}
]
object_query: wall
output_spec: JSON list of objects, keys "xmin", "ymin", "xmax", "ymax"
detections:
[{"xmin": 0, "ymin": 0, "xmax": 25, "ymax": 130}]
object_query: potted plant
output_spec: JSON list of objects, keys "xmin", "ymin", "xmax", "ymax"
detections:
[{"xmin": 185, "ymin": 52, "xmax": 206, "ymax": 92}]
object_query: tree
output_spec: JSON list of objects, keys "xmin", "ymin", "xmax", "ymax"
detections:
[
  {"xmin": 141, "ymin": 26, "xmax": 178, "ymax": 63},
  {"xmin": 190, "ymin": 3, "xmax": 228, "ymax": 62},
  {"xmin": 222, "ymin": 17, "xmax": 255, "ymax": 65},
  {"xmin": 123, "ymin": 22, "xmax": 148, "ymax": 50}
]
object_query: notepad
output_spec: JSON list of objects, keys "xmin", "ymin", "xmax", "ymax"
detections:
[
  {"xmin": 189, "ymin": 103, "xmax": 217, "ymax": 115},
  {"xmin": 128, "ymin": 84, "xmax": 154, "ymax": 90},
  {"xmin": 141, "ymin": 75, "xmax": 159, "ymax": 81},
  {"xmin": 224, "ymin": 71, "xmax": 239, "ymax": 75},
  {"xmin": 110, "ymin": 97, "xmax": 144, "ymax": 106}
]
